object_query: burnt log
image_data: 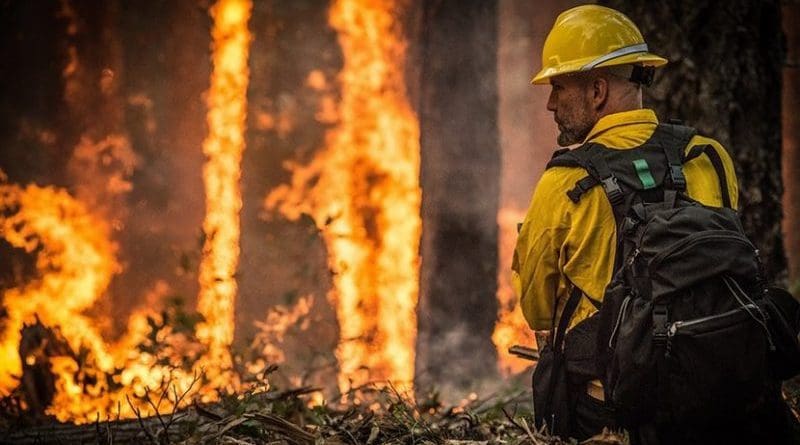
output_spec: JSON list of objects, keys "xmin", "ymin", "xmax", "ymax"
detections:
[{"xmin": 18, "ymin": 317, "xmax": 73, "ymax": 419}]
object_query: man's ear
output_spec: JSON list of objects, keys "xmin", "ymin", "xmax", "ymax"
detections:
[{"xmin": 591, "ymin": 77, "xmax": 609, "ymax": 111}]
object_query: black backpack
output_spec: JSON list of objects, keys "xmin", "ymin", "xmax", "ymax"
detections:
[{"xmin": 541, "ymin": 122, "xmax": 800, "ymax": 429}]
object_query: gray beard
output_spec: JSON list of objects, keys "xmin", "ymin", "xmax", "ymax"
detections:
[{"xmin": 557, "ymin": 125, "xmax": 592, "ymax": 147}]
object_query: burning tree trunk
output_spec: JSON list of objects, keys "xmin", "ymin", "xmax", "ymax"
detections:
[
  {"xmin": 415, "ymin": 0, "xmax": 500, "ymax": 393},
  {"xmin": 601, "ymin": 0, "xmax": 787, "ymax": 281},
  {"xmin": 783, "ymin": 0, "xmax": 800, "ymax": 289}
]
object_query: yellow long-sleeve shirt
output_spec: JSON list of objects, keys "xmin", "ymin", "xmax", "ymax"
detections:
[{"xmin": 513, "ymin": 109, "xmax": 739, "ymax": 331}]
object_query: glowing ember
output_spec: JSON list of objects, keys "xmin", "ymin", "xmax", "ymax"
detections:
[
  {"xmin": 195, "ymin": 0, "xmax": 252, "ymax": 391},
  {"xmin": 492, "ymin": 208, "xmax": 536, "ymax": 375},
  {"xmin": 266, "ymin": 0, "xmax": 421, "ymax": 391}
]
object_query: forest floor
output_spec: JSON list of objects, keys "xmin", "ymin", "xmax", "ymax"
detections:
[{"xmin": 4, "ymin": 373, "xmax": 800, "ymax": 445}]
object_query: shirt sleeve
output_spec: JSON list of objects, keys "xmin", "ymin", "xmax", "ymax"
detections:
[
  {"xmin": 512, "ymin": 168, "xmax": 570, "ymax": 330},
  {"xmin": 513, "ymin": 166, "xmax": 615, "ymax": 331}
]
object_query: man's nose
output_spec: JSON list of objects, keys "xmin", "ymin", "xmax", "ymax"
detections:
[{"xmin": 546, "ymin": 90, "xmax": 557, "ymax": 112}]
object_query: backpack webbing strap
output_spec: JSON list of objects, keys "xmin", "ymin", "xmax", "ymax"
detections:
[
  {"xmin": 686, "ymin": 144, "xmax": 733, "ymax": 208},
  {"xmin": 587, "ymin": 149, "xmax": 625, "ymax": 209},
  {"xmin": 551, "ymin": 284, "xmax": 584, "ymax": 353},
  {"xmin": 650, "ymin": 123, "xmax": 696, "ymax": 191},
  {"xmin": 559, "ymin": 145, "xmax": 625, "ymax": 209},
  {"xmin": 652, "ymin": 301, "xmax": 672, "ymax": 425},
  {"xmin": 566, "ymin": 176, "xmax": 599, "ymax": 204},
  {"xmin": 547, "ymin": 150, "xmax": 599, "ymax": 204},
  {"xmin": 662, "ymin": 143, "xmax": 687, "ymax": 191}
]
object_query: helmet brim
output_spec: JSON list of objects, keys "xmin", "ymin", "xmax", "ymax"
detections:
[{"xmin": 530, "ymin": 52, "xmax": 668, "ymax": 85}]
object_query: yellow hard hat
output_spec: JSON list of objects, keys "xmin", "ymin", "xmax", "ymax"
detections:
[{"xmin": 531, "ymin": 5, "xmax": 667, "ymax": 84}]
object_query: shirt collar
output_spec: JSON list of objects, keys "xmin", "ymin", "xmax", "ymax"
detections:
[{"xmin": 583, "ymin": 109, "xmax": 659, "ymax": 143}]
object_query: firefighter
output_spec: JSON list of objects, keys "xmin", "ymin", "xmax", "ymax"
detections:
[{"xmin": 510, "ymin": 4, "xmax": 779, "ymax": 442}]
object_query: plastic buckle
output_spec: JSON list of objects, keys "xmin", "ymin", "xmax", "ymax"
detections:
[
  {"xmin": 652, "ymin": 305, "xmax": 668, "ymax": 345},
  {"xmin": 669, "ymin": 165, "xmax": 686, "ymax": 190},
  {"xmin": 601, "ymin": 176, "xmax": 624, "ymax": 206}
]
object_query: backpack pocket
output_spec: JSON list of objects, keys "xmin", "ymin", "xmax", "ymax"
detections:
[
  {"xmin": 763, "ymin": 287, "xmax": 800, "ymax": 380},
  {"xmin": 665, "ymin": 305, "xmax": 769, "ymax": 422}
]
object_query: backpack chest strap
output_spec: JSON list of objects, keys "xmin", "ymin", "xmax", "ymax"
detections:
[
  {"xmin": 587, "ymin": 149, "xmax": 625, "ymax": 208},
  {"xmin": 552, "ymin": 144, "xmax": 625, "ymax": 209},
  {"xmin": 567, "ymin": 175, "xmax": 599, "ymax": 203}
]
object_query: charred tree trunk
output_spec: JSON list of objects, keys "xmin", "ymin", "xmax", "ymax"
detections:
[
  {"xmin": 601, "ymin": 0, "xmax": 787, "ymax": 281},
  {"xmin": 415, "ymin": 0, "xmax": 500, "ymax": 393},
  {"xmin": 783, "ymin": 0, "xmax": 800, "ymax": 289}
]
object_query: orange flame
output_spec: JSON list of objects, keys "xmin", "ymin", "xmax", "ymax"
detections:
[
  {"xmin": 195, "ymin": 0, "xmax": 252, "ymax": 391},
  {"xmin": 492, "ymin": 208, "xmax": 536, "ymax": 375},
  {"xmin": 266, "ymin": 0, "xmax": 421, "ymax": 391},
  {"xmin": 0, "ymin": 0, "xmax": 254, "ymax": 422},
  {"xmin": 248, "ymin": 296, "xmax": 314, "ymax": 375},
  {"xmin": 0, "ymin": 184, "xmax": 204, "ymax": 421},
  {"xmin": 0, "ymin": 184, "xmax": 119, "ymax": 393}
]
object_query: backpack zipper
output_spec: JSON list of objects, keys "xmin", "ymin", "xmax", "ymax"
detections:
[
  {"xmin": 649, "ymin": 231, "xmax": 755, "ymax": 271},
  {"xmin": 607, "ymin": 249, "xmax": 641, "ymax": 349},
  {"xmin": 608, "ymin": 295, "xmax": 632, "ymax": 348},
  {"xmin": 667, "ymin": 304, "xmax": 758, "ymax": 337},
  {"xmin": 627, "ymin": 248, "xmax": 640, "ymax": 266}
]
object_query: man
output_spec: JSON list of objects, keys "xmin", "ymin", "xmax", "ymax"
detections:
[{"xmin": 511, "ymin": 4, "xmax": 744, "ymax": 441}]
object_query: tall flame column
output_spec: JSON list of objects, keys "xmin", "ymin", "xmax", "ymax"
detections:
[
  {"xmin": 265, "ymin": 0, "xmax": 421, "ymax": 392},
  {"xmin": 196, "ymin": 0, "xmax": 252, "ymax": 381}
]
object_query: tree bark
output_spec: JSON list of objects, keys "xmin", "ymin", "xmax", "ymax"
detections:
[
  {"xmin": 783, "ymin": 0, "xmax": 800, "ymax": 289},
  {"xmin": 415, "ymin": 0, "xmax": 500, "ymax": 394},
  {"xmin": 600, "ymin": 0, "xmax": 787, "ymax": 282}
]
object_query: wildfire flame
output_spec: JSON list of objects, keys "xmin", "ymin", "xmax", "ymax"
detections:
[
  {"xmin": 0, "ymin": 184, "xmax": 201, "ymax": 421},
  {"xmin": 266, "ymin": 0, "xmax": 421, "ymax": 391},
  {"xmin": 492, "ymin": 208, "xmax": 536, "ymax": 375},
  {"xmin": 0, "ymin": 0, "xmax": 254, "ymax": 422},
  {"xmin": 0, "ymin": 184, "xmax": 119, "ymax": 393},
  {"xmin": 195, "ymin": 0, "xmax": 252, "ymax": 391}
]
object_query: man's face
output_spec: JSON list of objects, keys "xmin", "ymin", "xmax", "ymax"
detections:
[{"xmin": 546, "ymin": 74, "xmax": 596, "ymax": 147}]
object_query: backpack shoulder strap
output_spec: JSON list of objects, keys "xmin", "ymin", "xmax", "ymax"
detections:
[
  {"xmin": 646, "ymin": 123, "xmax": 698, "ymax": 192},
  {"xmin": 551, "ymin": 284, "xmax": 584, "ymax": 352},
  {"xmin": 686, "ymin": 144, "xmax": 733, "ymax": 208},
  {"xmin": 545, "ymin": 147, "xmax": 573, "ymax": 167},
  {"xmin": 546, "ymin": 143, "xmax": 625, "ymax": 210}
]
